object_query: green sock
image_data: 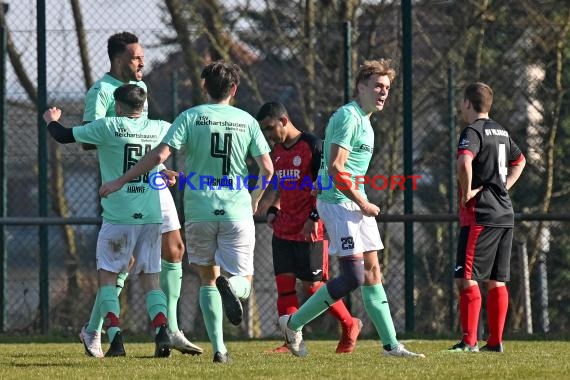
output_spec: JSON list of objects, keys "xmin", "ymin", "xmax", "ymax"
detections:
[
  {"xmin": 146, "ymin": 289, "xmax": 168, "ymax": 334},
  {"xmin": 361, "ymin": 284, "xmax": 398, "ymax": 349},
  {"xmin": 99, "ymin": 285, "xmax": 121, "ymax": 343},
  {"xmin": 160, "ymin": 260, "xmax": 182, "ymax": 332},
  {"xmin": 199, "ymin": 286, "xmax": 227, "ymax": 354},
  {"xmin": 86, "ymin": 289, "xmax": 102, "ymax": 332},
  {"xmin": 228, "ymin": 276, "xmax": 251, "ymax": 299},
  {"xmin": 116, "ymin": 272, "xmax": 129, "ymax": 296},
  {"xmin": 87, "ymin": 272, "xmax": 129, "ymax": 332},
  {"xmin": 289, "ymin": 284, "xmax": 334, "ymax": 331}
]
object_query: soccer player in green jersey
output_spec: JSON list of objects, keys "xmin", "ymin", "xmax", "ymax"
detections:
[
  {"xmin": 81, "ymin": 32, "xmax": 201, "ymax": 356},
  {"xmin": 277, "ymin": 59, "xmax": 425, "ymax": 358},
  {"xmin": 99, "ymin": 61, "xmax": 274, "ymax": 363},
  {"xmin": 43, "ymin": 85, "xmax": 172, "ymax": 358}
]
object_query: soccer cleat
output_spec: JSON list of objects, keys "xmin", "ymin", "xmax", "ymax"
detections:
[
  {"xmin": 213, "ymin": 351, "xmax": 231, "ymax": 363},
  {"xmin": 448, "ymin": 340, "xmax": 479, "ymax": 352},
  {"xmin": 278, "ymin": 315, "xmax": 308, "ymax": 357},
  {"xmin": 169, "ymin": 330, "xmax": 203, "ymax": 355},
  {"xmin": 79, "ymin": 325, "xmax": 104, "ymax": 358},
  {"xmin": 265, "ymin": 342, "xmax": 290, "ymax": 354},
  {"xmin": 154, "ymin": 324, "xmax": 172, "ymax": 358},
  {"xmin": 105, "ymin": 331, "xmax": 126, "ymax": 357},
  {"xmin": 215, "ymin": 276, "xmax": 243, "ymax": 325},
  {"xmin": 384, "ymin": 343, "xmax": 426, "ymax": 358},
  {"xmin": 336, "ymin": 317, "xmax": 363, "ymax": 353},
  {"xmin": 480, "ymin": 343, "xmax": 504, "ymax": 352}
]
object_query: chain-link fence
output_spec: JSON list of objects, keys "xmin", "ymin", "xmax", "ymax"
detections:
[{"xmin": 1, "ymin": 0, "xmax": 568, "ymax": 339}]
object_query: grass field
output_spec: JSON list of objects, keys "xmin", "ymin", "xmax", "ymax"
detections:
[{"xmin": 1, "ymin": 338, "xmax": 569, "ymax": 379}]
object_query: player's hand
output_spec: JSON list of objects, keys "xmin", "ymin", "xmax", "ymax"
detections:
[
  {"xmin": 99, "ymin": 179, "xmax": 124, "ymax": 198},
  {"xmin": 161, "ymin": 169, "xmax": 178, "ymax": 187},
  {"xmin": 266, "ymin": 213, "xmax": 276, "ymax": 228},
  {"xmin": 310, "ymin": 180, "xmax": 321, "ymax": 197},
  {"xmin": 360, "ymin": 201, "xmax": 380, "ymax": 217},
  {"xmin": 462, "ymin": 186, "xmax": 483, "ymax": 205},
  {"xmin": 43, "ymin": 107, "xmax": 62, "ymax": 123},
  {"xmin": 301, "ymin": 219, "xmax": 318, "ymax": 242}
]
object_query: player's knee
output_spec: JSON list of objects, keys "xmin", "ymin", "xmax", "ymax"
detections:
[
  {"xmin": 327, "ymin": 258, "xmax": 365, "ymax": 299},
  {"xmin": 161, "ymin": 236, "xmax": 185, "ymax": 262}
]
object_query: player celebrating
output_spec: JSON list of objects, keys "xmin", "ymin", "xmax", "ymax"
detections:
[
  {"xmin": 257, "ymin": 101, "xmax": 362, "ymax": 354},
  {"xmin": 80, "ymin": 31, "xmax": 202, "ymax": 356},
  {"xmin": 99, "ymin": 61, "xmax": 273, "ymax": 363},
  {"xmin": 449, "ymin": 82, "xmax": 525, "ymax": 352},
  {"xmin": 278, "ymin": 59, "xmax": 424, "ymax": 358},
  {"xmin": 44, "ymin": 85, "xmax": 172, "ymax": 358}
]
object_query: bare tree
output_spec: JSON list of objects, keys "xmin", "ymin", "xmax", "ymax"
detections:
[{"xmin": 70, "ymin": 0, "xmax": 93, "ymax": 90}]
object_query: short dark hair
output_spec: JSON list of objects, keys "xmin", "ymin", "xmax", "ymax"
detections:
[
  {"xmin": 464, "ymin": 82, "xmax": 493, "ymax": 113},
  {"xmin": 108, "ymin": 32, "xmax": 139, "ymax": 61},
  {"xmin": 201, "ymin": 61, "xmax": 241, "ymax": 101},
  {"xmin": 113, "ymin": 84, "xmax": 146, "ymax": 111},
  {"xmin": 256, "ymin": 101, "xmax": 288, "ymax": 121}
]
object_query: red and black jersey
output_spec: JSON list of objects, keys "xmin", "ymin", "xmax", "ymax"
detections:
[
  {"xmin": 272, "ymin": 131, "xmax": 324, "ymax": 241},
  {"xmin": 457, "ymin": 118, "xmax": 524, "ymax": 227}
]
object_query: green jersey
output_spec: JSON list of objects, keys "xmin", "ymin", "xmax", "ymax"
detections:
[
  {"xmin": 73, "ymin": 117, "xmax": 170, "ymax": 224},
  {"xmin": 83, "ymin": 73, "xmax": 148, "ymax": 121},
  {"xmin": 318, "ymin": 101, "xmax": 374, "ymax": 204},
  {"xmin": 163, "ymin": 104, "xmax": 271, "ymax": 222}
]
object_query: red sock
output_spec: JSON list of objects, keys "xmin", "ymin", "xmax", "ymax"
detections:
[
  {"xmin": 104, "ymin": 312, "xmax": 120, "ymax": 329},
  {"xmin": 487, "ymin": 286, "xmax": 508, "ymax": 346},
  {"xmin": 151, "ymin": 312, "xmax": 167, "ymax": 329},
  {"xmin": 307, "ymin": 282, "xmax": 352, "ymax": 329},
  {"xmin": 275, "ymin": 274, "xmax": 298, "ymax": 316},
  {"xmin": 460, "ymin": 285, "xmax": 481, "ymax": 346}
]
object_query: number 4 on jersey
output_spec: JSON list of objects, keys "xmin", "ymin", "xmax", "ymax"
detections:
[
  {"xmin": 498, "ymin": 143, "xmax": 507, "ymax": 184},
  {"xmin": 211, "ymin": 132, "xmax": 233, "ymax": 175}
]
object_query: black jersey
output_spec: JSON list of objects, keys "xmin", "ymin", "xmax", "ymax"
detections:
[{"xmin": 457, "ymin": 118, "xmax": 524, "ymax": 227}]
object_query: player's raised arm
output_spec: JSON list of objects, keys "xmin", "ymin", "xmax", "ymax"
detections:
[{"xmin": 43, "ymin": 107, "xmax": 77, "ymax": 144}]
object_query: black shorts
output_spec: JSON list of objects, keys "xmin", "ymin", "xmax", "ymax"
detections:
[
  {"xmin": 455, "ymin": 225, "xmax": 513, "ymax": 282},
  {"xmin": 272, "ymin": 235, "xmax": 328, "ymax": 282}
]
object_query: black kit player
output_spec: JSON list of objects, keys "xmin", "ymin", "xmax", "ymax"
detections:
[{"xmin": 450, "ymin": 82, "xmax": 525, "ymax": 353}]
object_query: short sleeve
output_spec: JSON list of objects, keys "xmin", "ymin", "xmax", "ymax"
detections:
[
  {"xmin": 457, "ymin": 127, "xmax": 481, "ymax": 157},
  {"xmin": 83, "ymin": 85, "xmax": 113, "ymax": 122},
  {"xmin": 249, "ymin": 119, "xmax": 271, "ymax": 157},
  {"xmin": 329, "ymin": 109, "xmax": 357, "ymax": 152},
  {"xmin": 162, "ymin": 112, "xmax": 188, "ymax": 150},
  {"xmin": 72, "ymin": 119, "xmax": 109, "ymax": 145},
  {"xmin": 508, "ymin": 137, "xmax": 523, "ymax": 163}
]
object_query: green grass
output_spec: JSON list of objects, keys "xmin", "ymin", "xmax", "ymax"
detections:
[{"xmin": 1, "ymin": 339, "xmax": 569, "ymax": 379}]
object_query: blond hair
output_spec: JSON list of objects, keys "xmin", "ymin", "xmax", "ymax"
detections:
[{"xmin": 353, "ymin": 59, "xmax": 396, "ymax": 98}]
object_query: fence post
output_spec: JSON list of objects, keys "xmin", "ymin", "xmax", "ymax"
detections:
[
  {"xmin": 0, "ymin": 9, "xmax": 7, "ymax": 333},
  {"xmin": 537, "ymin": 228, "xmax": 550, "ymax": 333},
  {"xmin": 447, "ymin": 66, "xmax": 457, "ymax": 330},
  {"xmin": 341, "ymin": 21, "xmax": 353, "ymax": 313},
  {"xmin": 37, "ymin": 0, "xmax": 49, "ymax": 333},
  {"xmin": 342, "ymin": 21, "xmax": 351, "ymax": 105},
  {"xmin": 401, "ymin": 0, "xmax": 414, "ymax": 332},
  {"xmin": 519, "ymin": 240, "xmax": 533, "ymax": 334},
  {"xmin": 170, "ymin": 70, "xmax": 183, "ymax": 214}
]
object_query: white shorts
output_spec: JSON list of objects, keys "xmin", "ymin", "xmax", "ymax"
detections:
[
  {"xmin": 159, "ymin": 188, "xmax": 181, "ymax": 234},
  {"xmin": 96, "ymin": 222, "xmax": 162, "ymax": 274},
  {"xmin": 185, "ymin": 220, "xmax": 255, "ymax": 276},
  {"xmin": 317, "ymin": 200, "xmax": 383, "ymax": 257}
]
